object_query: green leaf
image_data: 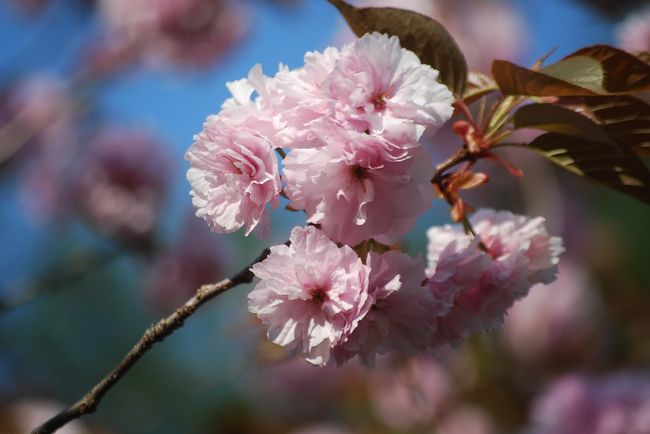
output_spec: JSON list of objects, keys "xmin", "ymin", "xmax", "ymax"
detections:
[
  {"xmin": 576, "ymin": 96, "xmax": 650, "ymax": 155},
  {"xmin": 566, "ymin": 45, "xmax": 650, "ymax": 93},
  {"xmin": 492, "ymin": 60, "xmax": 601, "ymax": 97},
  {"xmin": 528, "ymin": 132, "xmax": 650, "ymax": 204},
  {"xmin": 328, "ymin": 0, "xmax": 468, "ymax": 96},
  {"xmin": 513, "ymin": 103, "xmax": 613, "ymax": 143}
]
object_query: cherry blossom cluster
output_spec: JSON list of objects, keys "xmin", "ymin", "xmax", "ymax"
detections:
[
  {"xmin": 186, "ymin": 33, "xmax": 564, "ymax": 366},
  {"xmin": 187, "ymin": 32, "xmax": 453, "ymax": 241}
]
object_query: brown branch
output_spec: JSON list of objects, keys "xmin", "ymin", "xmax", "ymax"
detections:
[{"xmin": 30, "ymin": 245, "xmax": 274, "ymax": 434}]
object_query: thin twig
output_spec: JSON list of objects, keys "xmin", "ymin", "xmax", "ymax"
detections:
[
  {"xmin": 30, "ymin": 245, "xmax": 275, "ymax": 434},
  {"xmin": 430, "ymin": 148, "xmax": 472, "ymax": 184}
]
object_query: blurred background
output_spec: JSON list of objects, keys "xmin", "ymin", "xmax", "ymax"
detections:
[{"xmin": 1, "ymin": 0, "xmax": 650, "ymax": 433}]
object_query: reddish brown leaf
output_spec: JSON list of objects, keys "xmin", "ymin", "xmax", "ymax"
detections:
[
  {"xmin": 513, "ymin": 103, "xmax": 614, "ymax": 143},
  {"xmin": 528, "ymin": 132, "xmax": 650, "ymax": 204},
  {"xmin": 580, "ymin": 96, "xmax": 650, "ymax": 155},
  {"xmin": 492, "ymin": 60, "xmax": 601, "ymax": 97},
  {"xmin": 328, "ymin": 0, "xmax": 468, "ymax": 96},
  {"xmin": 566, "ymin": 45, "xmax": 650, "ymax": 93}
]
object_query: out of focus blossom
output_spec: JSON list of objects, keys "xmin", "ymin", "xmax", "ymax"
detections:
[
  {"xmin": 344, "ymin": 0, "xmax": 526, "ymax": 72},
  {"xmin": 437, "ymin": 406, "xmax": 496, "ymax": 434},
  {"xmin": 369, "ymin": 357, "xmax": 454, "ymax": 429},
  {"xmin": 530, "ymin": 373, "xmax": 650, "ymax": 434},
  {"xmin": 616, "ymin": 6, "xmax": 650, "ymax": 53},
  {"xmin": 144, "ymin": 218, "xmax": 224, "ymax": 311},
  {"xmin": 502, "ymin": 261, "xmax": 605, "ymax": 365},
  {"xmin": 2, "ymin": 76, "xmax": 75, "ymax": 148},
  {"xmin": 257, "ymin": 357, "xmax": 363, "ymax": 415},
  {"xmin": 0, "ymin": 399, "xmax": 90, "ymax": 434},
  {"xmin": 333, "ymin": 251, "xmax": 436, "ymax": 366},
  {"xmin": 1, "ymin": 75, "xmax": 78, "ymax": 218},
  {"xmin": 93, "ymin": 0, "xmax": 247, "ymax": 71},
  {"xmin": 426, "ymin": 209, "xmax": 564, "ymax": 347},
  {"xmin": 9, "ymin": 0, "xmax": 49, "ymax": 15},
  {"xmin": 70, "ymin": 128, "xmax": 171, "ymax": 247},
  {"xmin": 10, "ymin": 0, "xmax": 94, "ymax": 15},
  {"xmin": 248, "ymin": 226, "xmax": 371, "ymax": 366}
]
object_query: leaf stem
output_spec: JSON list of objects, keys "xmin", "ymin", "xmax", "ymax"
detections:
[
  {"xmin": 454, "ymin": 99, "xmax": 478, "ymax": 130},
  {"xmin": 431, "ymin": 148, "xmax": 473, "ymax": 184}
]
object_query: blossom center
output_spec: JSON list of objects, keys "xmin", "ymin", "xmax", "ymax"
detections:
[
  {"xmin": 222, "ymin": 155, "xmax": 244, "ymax": 175},
  {"xmin": 350, "ymin": 165, "xmax": 368, "ymax": 180},
  {"xmin": 309, "ymin": 286, "xmax": 327, "ymax": 307},
  {"xmin": 372, "ymin": 92, "xmax": 387, "ymax": 112}
]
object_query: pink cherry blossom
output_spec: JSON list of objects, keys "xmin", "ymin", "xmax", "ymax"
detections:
[
  {"xmin": 530, "ymin": 373, "xmax": 650, "ymax": 434},
  {"xmin": 333, "ymin": 251, "xmax": 436, "ymax": 366},
  {"xmin": 283, "ymin": 133, "xmax": 435, "ymax": 246},
  {"xmin": 248, "ymin": 226, "xmax": 371, "ymax": 366},
  {"xmin": 322, "ymin": 32, "xmax": 454, "ymax": 139},
  {"xmin": 265, "ymin": 32, "xmax": 454, "ymax": 151},
  {"xmin": 267, "ymin": 48, "xmax": 341, "ymax": 149},
  {"xmin": 186, "ymin": 104, "xmax": 281, "ymax": 237},
  {"xmin": 471, "ymin": 209, "xmax": 565, "ymax": 285},
  {"xmin": 426, "ymin": 209, "xmax": 564, "ymax": 346}
]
